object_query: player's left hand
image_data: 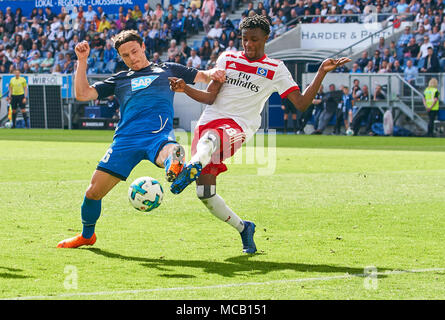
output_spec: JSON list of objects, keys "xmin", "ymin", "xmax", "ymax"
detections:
[
  {"xmin": 22, "ymin": 97, "xmax": 26, "ymax": 104},
  {"xmin": 320, "ymin": 57, "xmax": 352, "ymax": 73},
  {"xmin": 168, "ymin": 77, "xmax": 186, "ymax": 92},
  {"xmin": 208, "ymin": 68, "xmax": 226, "ymax": 83}
]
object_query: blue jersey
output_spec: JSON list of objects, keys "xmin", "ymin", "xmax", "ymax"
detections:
[{"xmin": 92, "ymin": 62, "xmax": 198, "ymax": 139}]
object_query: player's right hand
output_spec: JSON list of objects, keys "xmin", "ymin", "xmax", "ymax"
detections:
[
  {"xmin": 75, "ymin": 41, "xmax": 90, "ymax": 60},
  {"xmin": 168, "ymin": 77, "xmax": 186, "ymax": 92}
]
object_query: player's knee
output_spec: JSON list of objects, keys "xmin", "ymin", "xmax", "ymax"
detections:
[
  {"xmin": 85, "ymin": 185, "xmax": 104, "ymax": 201},
  {"xmin": 196, "ymin": 184, "xmax": 216, "ymax": 201},
  {"xmin": 201, "ymin": 130, "xmax": 220, "ymax": 149}
]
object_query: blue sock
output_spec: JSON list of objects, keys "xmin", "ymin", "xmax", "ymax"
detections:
[
  {"xmin": 81, "ymin": 196, "xmax": 101, "ymax": 239},
  {"xmin": 164, "ymin": 155, "xmax": 172, "ymax": 173}
]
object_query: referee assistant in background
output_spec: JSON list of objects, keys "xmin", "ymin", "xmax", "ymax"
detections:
[{"xmin": 8, "ymin": 69, "xmax": 29, "ymax": 128}]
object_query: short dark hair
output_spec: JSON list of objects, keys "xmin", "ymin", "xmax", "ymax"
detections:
[
  {"xmin": 239, "ymin": 14, "xmax": 270, "ymax": 36},
  {"xmin": 112, "ymin": 30, "xmax": 143, "ymax": 52}
]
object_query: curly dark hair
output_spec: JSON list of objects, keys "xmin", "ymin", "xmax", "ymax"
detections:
[
  {"xmin": 112, "ymin": 30, "xmax": 143, "ymax": 52},
  {"xmin": 239, "ymin": 14, "xmax": 270, "ymax": 36}
]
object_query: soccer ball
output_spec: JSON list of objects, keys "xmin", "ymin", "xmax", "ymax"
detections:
[
  {"xmin": 128, "ymin": 177, "xmax": 164, "ymax": 212},
  {"xmin": 346, "ymin": 128, "xmax": 354, "ymax": 136},
  {"xmin": 4, "ymin": 121, "xmax": 12, "ymax": 129}
]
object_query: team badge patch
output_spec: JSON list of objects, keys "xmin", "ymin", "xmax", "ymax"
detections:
[
  {"xmin": 256, "ymin": 67, "xmax": 269, "ymax": 78},
  {"xmin": 131, "ymin": 76, "xmax": 159, "ymax": 91}
]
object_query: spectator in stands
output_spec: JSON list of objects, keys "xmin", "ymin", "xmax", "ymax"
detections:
[
  {"xmin": 184, "ymin": 7, "xmax": 199, "ymax": 35},
  {"xmin": 403, "ymin": 36, "xmax": 420, "ymax": 60},
  {"xmin": 418, "ymin": 36, "xmax": 434, "ymax": 66},
  {"xmin": 420, "ymin": 46, "xmax": 440, "ymax": 73},
  {"xmin": 211, "ymin": 39, "xmax": 225, "ymax": 55},
  {"xmin": 90, "ymin": 33, "xmax": 105, "ymax": 59},
  {"xmin": 376, "ymin": 37, "xmax": 387, "ymax": 55},
  {"xmin": 131, "ymin": 4, "xmax": 143, "ymax": 20},
  {"xmin": 219, "ymin": 11, "xmax": 234, "ymax": 32},
  {"xmin": 392, "ymin": 59, "xmax": 403, "ymax": 72},
  {"xmin": 324, "ymin": 7, "xmax": 341, "ymax": 23},
  {"xmin": 397, "ymin": 26, "xmax": 414, "ymax": 48},
  {"xmin": 179, "ymin": 40, "xmax": 192, "ymax": 62},
  {"xmin": 205, "ymin": 52, "xmax": 218, "ymax": 69},
  {"xmin": 437, "ymin": 41, "xmax": 445, "ymax": 70},
  {"xmin": 154, "ymin": 3, "xmax": 165, "ymax": 21},
  {"xmin": 98, "ymin": 15, "xmax": 111, "ymax": 33},
  {"xmin": 29, "ymin": 51, "xmax": 41, "ymax": 73},
  {"xmin": 225, "ymin": 39, "xmax": 237, "ymax": 52},
  {"xmin": 158, "ymin": 23, "xmax": 171, "ymax": 51},
  {"xmin": 152, "ymin": 51, "xmax": 162, "ymax": 64},
  {"xmin": 167, "ymin": 39, "xmax": 180, "ymax": 62},
  {"xmin": 414, "ymin": 24, "xmax": 426, "ymax": 44},
  {"xmin": 103, "ymin": 41, "xmax": 117, "ymax": 73},
  {"xmin": 371, "ymin": 50, "xmax": 382, "ymax": 70},
  {"xmin": 199, "ymin": 39, "xmax": 212, "ymax": 61},
  {"xmin": 429, "ymin": 25, "xmax": 441, "ymax": 49},
  {"xmin": 356, "ymin": 51, "xmax": 370, "ymax": 71},
  {"xmin": 84, "ymin": 5, "xmax": 97, "ymax": 25},
  {"xmin": 207, "ymin": 20, "xmax": 223, "ymax": 40},
  {"xmin": 62, "ymin": 53, "xmax": 75, "ymax": 73},
  {"xmin": 404, "ymin": 58, "xmax": 418, "ymax": 85},
  {"xmin": 187, "ymin": 48, "xmax": 201, "ymax": 68},
  {"xmin": 201, "ymin": 0, "xmax": 216, "ymax": 34},
  {"xmin": 350, "ymin": 62, "xmax": 362, "ymax": 73},
  {"xmin": 374, "ymin": 84, "xmax": 386, "ymax": 101},
  {"xmin": 171, "ymin": 11, "xmax": 187, "ymax": 43},
  {"xmin": 40, "ymin": 51, "xmax": 54, "ymax": 73},
  {"xmin": 364, "ymin": 60, "xmax": 375, "ymax": 73}
]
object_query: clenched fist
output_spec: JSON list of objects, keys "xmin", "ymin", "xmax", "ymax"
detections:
[{"xmin": 75, "ymin": 41, "xmax": 91, "ymax": 61}]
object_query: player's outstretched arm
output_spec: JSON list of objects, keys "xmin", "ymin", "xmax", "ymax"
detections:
[
  {"xmin": 288, "ymin": 57, "xmax": 351, "ymax": 112},
  {"xmin": 74, "ymin": 41, "xmax": 99, "ymax": 101},
  {"xmin": 169, "ymin": 77, "xmax": 223, "ymax": 105}
]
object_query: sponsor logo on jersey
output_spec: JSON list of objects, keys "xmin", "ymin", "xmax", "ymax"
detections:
[{"xmin": 131, "ymin": 76, "xmax": 159, "ymax": 91}]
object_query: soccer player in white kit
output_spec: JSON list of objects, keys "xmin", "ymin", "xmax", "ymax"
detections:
[{"xmin": 169, "ymin": 15, "xmax": 350, "ymax": 253}]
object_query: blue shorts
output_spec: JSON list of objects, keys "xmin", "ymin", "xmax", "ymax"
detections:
[{"xmin": 96, "ymin": 132, "xmax": 177, "ymax": 181}]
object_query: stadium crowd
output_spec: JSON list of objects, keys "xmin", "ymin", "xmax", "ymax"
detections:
[{"xmin": 2, "ymin": 0, "xmax": 445, "ymax": 75}]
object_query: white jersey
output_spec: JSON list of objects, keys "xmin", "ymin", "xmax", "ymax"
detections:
[{"xmin": 197, "ymin": 51, "xmax": 300, "ymax": 140}]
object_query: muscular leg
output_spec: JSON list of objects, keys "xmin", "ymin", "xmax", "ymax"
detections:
[
  {"xmin": 82, "ymin": 170, "xmax": 121, "ymax": 238},
  {"xmin": 57, "ymin": 169, "xmax": 121, "ymax": 247},
  {"xmin": 196, "ymin": 174, "xmax": 245, "ymax": 232}
]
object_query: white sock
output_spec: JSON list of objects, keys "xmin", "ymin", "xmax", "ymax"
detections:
[
  {"xmin": 190, "ymin": 132, "xmax": 219, "ymax": 167},
  {"xmin": 201, "ymin": 194, "xmax": 245, "ymax": 232}
]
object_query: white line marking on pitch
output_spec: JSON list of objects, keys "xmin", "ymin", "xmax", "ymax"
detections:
[{"xmin": 2, "ymin": 267, "xmax": 445, "ymax": 300}]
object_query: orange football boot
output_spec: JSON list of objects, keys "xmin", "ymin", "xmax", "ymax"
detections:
[
  {"xmin": 57, "ymin": 233, "xmax": 96, "ymax": 248},
  {"xmin": 166, "ymin": 145, "xmax": 185, "ymax": 182}
]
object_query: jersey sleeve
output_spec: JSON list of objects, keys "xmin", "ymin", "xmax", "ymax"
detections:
[
  {"xmin": 166, "ymin": 62, "xmax": 199, "ymax": 84},
  {"xmin": 215, "ymin": 52, "xmax": 227, "ymax": 69},
  {"xmin": 91, "ymin": 74, "xmax": 117, "ymax": 100},
  {"xmin": 274, "ymin": 62, "xmax": 300, "ymax": 98}
]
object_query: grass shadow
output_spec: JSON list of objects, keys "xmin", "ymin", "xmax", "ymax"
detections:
[
  {"xmin": 0, "ymin": 266, "xmax": 32, "ymax": 279},
  {"xmin": 87, "ymin": 248, "xmax": 391, "ymax": 279}
]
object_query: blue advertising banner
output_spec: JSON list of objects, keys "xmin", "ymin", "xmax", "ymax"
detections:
[{"xmin": 0, "ymin": 0, "xmax": 150, "ymax": 17}]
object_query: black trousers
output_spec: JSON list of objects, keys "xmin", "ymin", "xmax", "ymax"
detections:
[{"xmin": 428, "ymin": 110, "xmax": 439, "ymax": 137}]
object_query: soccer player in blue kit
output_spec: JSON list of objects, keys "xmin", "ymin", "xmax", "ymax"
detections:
[{"xmin": 57, "ymin": 30, "xmax": 225, "ymax": 248}]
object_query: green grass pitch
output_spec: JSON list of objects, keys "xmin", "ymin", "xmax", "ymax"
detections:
[{"xmin": 1, "ymin": 129, "xmax": 445, "ymax": 300}]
